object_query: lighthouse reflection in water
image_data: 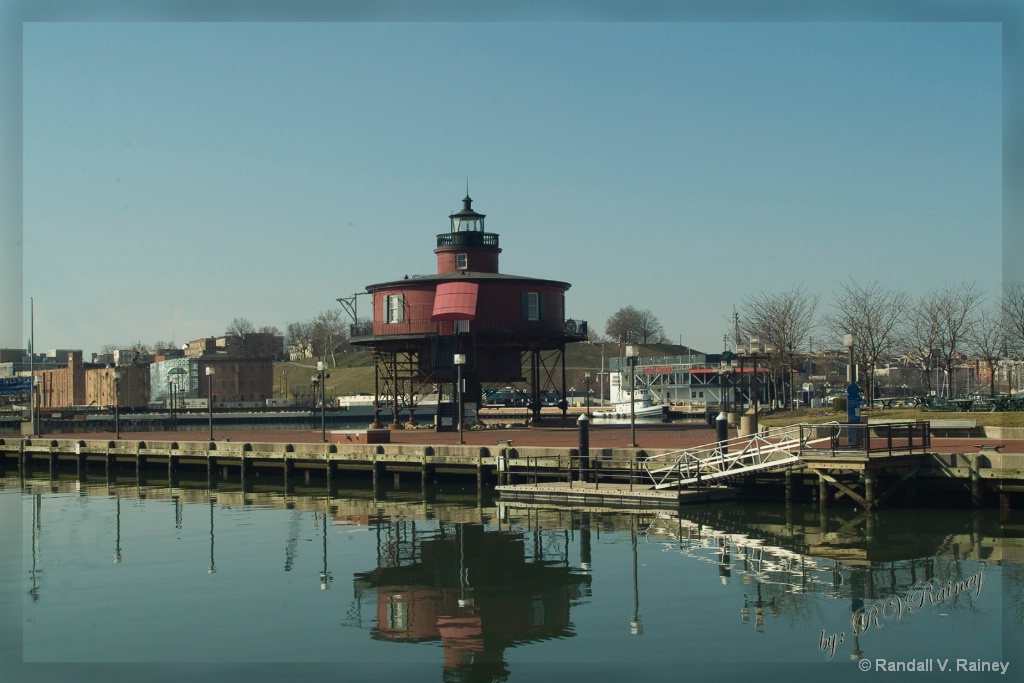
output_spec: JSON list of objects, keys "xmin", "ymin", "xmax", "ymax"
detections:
[
  {"xmin": 352, "ymin": 519, "xmax": 591, "ymax": 682},
  {"xmin": 16, "ymin": 477, "xmax": 1017, "ymax": 681}
]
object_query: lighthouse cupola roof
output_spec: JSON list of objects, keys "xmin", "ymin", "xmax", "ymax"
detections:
[{"xmin": 449, "ymin": 195, "xmax": 485, "ymax": 233}]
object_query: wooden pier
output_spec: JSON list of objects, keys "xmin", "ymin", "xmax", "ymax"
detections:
[{"xmin": 3, "ymin": 420, "xmax": 1023, "ymax": 512}]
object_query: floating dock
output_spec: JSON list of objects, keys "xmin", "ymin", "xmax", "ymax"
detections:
[{"xmin": 494, "ymin": 481, "xmax": 738, "ymax": 509}]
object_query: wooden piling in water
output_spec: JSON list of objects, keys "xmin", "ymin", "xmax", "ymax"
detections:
[{"xmin": 970, "ymin": 454, "xmax": 984, "ymax": 507}]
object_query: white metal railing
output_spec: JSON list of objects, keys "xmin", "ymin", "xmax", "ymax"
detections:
[{"xmin": 642, "ymin": 423, "xmax": 839, "ymax": 490}]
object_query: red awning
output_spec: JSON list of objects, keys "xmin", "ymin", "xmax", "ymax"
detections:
[{"xmin": 432, "ymin": 282, "xmax": 479, "ymax": 321}]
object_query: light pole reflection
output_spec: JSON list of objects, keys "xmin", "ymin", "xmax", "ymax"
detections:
[
  {"xmin": 114, "ymin": 495, "xmax": 122, "ymax": 564},
  {"xmin": 320, "ymin": 510, "xmax": 333, "ymax": 590},
  {"xmin": 630, "ymin": 516, "xmax": 643, "ymax": 636},
  {"xmin": 208, "ymin": 495, "xmax": 216, "ymax": 574},
  {"xmin": 29, "ymin": 494, "xmax": 41, "ymax": 601}
]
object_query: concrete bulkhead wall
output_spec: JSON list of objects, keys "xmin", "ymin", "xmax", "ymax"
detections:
[{"xmin": 983, "ymin": 426, "xmax": 1024, "ymax": 440}]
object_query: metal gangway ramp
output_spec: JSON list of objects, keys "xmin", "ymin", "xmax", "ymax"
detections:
[{"xmin": 642, "ymin": 423, "xmax": 837, "ymax": 490}]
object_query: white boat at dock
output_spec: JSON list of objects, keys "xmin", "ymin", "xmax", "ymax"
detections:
[{"xmin": 591, "ymin": 385, "xmax": 668, "ymax": 420}]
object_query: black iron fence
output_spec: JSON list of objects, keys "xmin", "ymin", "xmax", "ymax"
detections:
[{"xmin": 798, "ymin": 421, "xmax": 931, "ymax": 455}]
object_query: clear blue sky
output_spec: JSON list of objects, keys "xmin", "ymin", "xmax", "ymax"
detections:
[{"xmin": 12, "ymin": 18, "xmax": 1007, "ymax": 356}]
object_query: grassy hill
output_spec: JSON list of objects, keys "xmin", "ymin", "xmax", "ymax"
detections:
[{"xmin": 273, "ymin": 342, "xmax": 697, "ymax": 400}]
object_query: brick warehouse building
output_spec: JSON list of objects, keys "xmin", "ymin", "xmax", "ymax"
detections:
[{"xmin": 350, "ymin": 195, "xmax": 588, "ymax": 427}]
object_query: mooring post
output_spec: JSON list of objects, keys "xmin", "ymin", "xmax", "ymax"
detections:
[
  {"xmin": 477, "ymin": 448, "xmax": 483, "ymax": 493},
  {"xmin": 818, "ymin": 475, "xmax": 829, "ymax": 510},
  {"xmin": 784, "ymin": 467, "xmax": 793, "ymax": 504},
  {"xmin": 864, "ymin": 471, "xmax": 875, "ymax": 509},
  {"xmin": 207, "ymin": 456, "xmax": 216, "ymax": 487},
  {"xmin": 283, "ymin": 457, "xmax": 293, "ymax": 489},
  {"xmin": 240, "ymin": 456, "xmax": 253, "ymax": 493},
  {"xmin": 135, "ymin": 450, "xmax": 147, "ymax": 487},
  {"xmin": 48, "ymin": 447, "xmax": 57, "ymax": 480},
  {"xmin": 715, "ymin": 411, "xmax": 729, "ymax": 456},
  {"xmin": 75, "ymin": 448, "xmax": 86, "ymax": 480},
  {"xmin": 393, "ymin": 471, "xmax": 401, "ymax": 489},
  {"xmin": 970, "ymin": 454, "xmax": 984, "ymax": 508}
]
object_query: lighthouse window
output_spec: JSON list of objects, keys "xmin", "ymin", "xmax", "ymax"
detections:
[
  {"xmin": 385, "ymin": 294, "xmax": 405, "ymax": 324},
  {"xmin": 523, "ymin": 291, "xmax": 544, "ymax": 321},
  {"xmin": 456, "ymin": 253, "xmax": 468, "ymax": 270}
]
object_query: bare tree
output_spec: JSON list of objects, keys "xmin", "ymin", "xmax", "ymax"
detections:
[
  {"xmin": 286, "ymin": 321, "xmax": 314, "ymax": 359},
  {"xmin": 967, "ymin": 305, "xmax": 1006, "ymax": 396},
  {"xmin": 151, "ymin": 340, "xmax": 178, "ymax": 355},
  {"xmin": 1002, "ymin": 281, "xmax": 1024, "ymax": 356},
  {"xmin": 824, "ymin": 280, "xmax": 910, "ymax": 403},
  {"xmin": 605, "ymin": 306, "xmax": 642, "ymax": 344},
  {"xmin": 741, "ymin": 285, "xmax": 819, "ymax": 410},
  {"xmin": 605, "ymin": 306, "xmax": 664, "ymax": 344},
  {"xmin": 226, "ymin": 317, "xmax": 255, "ymax": 342},
  {"xmin": 125, "ymin": 341, "xmax": 151, "ymax": 364},
  {"xmin": 911, "ymin": 283, "xmax": 984, "ymax": 398},
  {"xmin": 636, "ymin": 309, "xmax": 665, "ymax": 344},
  {"xmin": 312, "ymin": 309, "xmax": 347, "ymax": 367},
  {"xmin": 904, "ymin": 294, "xmax": 943, "ymax": 396},
  {"xmin": 935, "ymin": 283, "xmax": 984, "ymax": 398}
]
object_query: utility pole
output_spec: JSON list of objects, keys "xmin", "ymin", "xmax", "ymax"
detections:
[{"xmin": 732, "ymin": 307, "xmax": 740, "ymax": 352}]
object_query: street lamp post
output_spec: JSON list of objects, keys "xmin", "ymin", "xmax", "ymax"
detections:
[
  {"xmin": 626, "ymin": 345, "xmax": 639, "ymax": 448},
  {"xmin": 113, "ymin": 371, "xmax": 121, "ymax": 439},
  {"xmin": 169, "ymin": 379, "xmax": 175, "ymax": 431},
  {"xmin": 313, "ymin": 361, "xmax": 328, "ymax": 442},
  {"xmin": 844, "ymin": 333, "xmax": 861, "ymax": 447},
  {"xmin": 206, "ymin": 366, "xmax": 215, "ymax": 441},
  {"xmin": 453, "ymin": 354, "xmax": 466, "ymax": 444},
  {"xmin": 584, "ymin": 372, "xmax": 591, "ymax": 415}
]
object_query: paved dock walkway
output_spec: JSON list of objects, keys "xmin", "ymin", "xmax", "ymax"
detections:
[{"xmin": 26, "ymin": 423, "xmax": 1024, "ymax": 454}]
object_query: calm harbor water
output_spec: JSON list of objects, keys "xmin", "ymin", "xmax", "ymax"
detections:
[{"xmin": 4, "ymin": 470, "xmax": 1023, "ymax": 683}]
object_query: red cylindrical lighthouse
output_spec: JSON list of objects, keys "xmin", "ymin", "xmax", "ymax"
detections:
[{"xmin": 351, "ymin": 195, "xmax": 587, "ymax": 428}]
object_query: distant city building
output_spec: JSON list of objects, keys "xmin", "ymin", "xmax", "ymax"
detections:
[
  {"xmin": 186, "ymin": 333, "xmax": 284, "ymax": 361},
  {"xmin": 185, "ymin": 338, "xmax": 218, "ymax": 358},
  {"xmin": 84, "ymin": 364, "xmax": 150, "ymax": 409}
]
